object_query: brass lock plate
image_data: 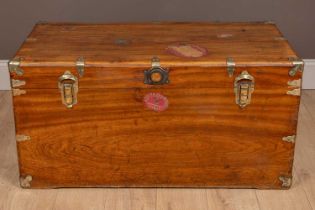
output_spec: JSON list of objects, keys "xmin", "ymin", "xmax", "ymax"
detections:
[
  {"xmin": 234, "ymin": 71, "xmax": 255, "ymax": 108},
  {"xmin": 58, "ymin": 71, "xmax": 78, "ymax": 108},
  {"xmin": 144, "ymin": 57, "xmax": 169, "ymax": 85}
]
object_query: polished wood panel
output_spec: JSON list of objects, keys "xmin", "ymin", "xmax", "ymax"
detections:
[
  {"xmin": 1, "ymin": 90, "xmax": 315, "ymax": 209},
  {"xmin": 14, "ymin": 22, "xmax": 297, "ymax": 67},
  {"xmin": 11, "ymin": 66, "xmax": 298, "ymax": 89},
  {"xmin": 13, "ymin": 85, "xmax": 299, "ymax": 188}
]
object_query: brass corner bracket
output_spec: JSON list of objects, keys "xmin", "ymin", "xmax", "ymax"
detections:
[
  {"xmin": 282, "ymin": 135, "xmax": 296, "ymax": 143},
  {"xmin": 20, "ymin": 175, "xmax": 32, "ymax": 188},
  {"xmin": 11, "ymin": 79, "xmax": 26, "ymax": 88},
  {"xmin": 16, "ymin": 135, "xmax": 31, "ymax": 142},
  {"xmin": 279, "ymin": 176, "xmax": 292, "ymax": 188},
  {"xmin": 287, "ymin": 78, "xmax": 301, "ymax": 96},
  {"xmin": 289, "ymin": 58, "xmax": 304, "ymax": 77},
  {"xmin": 12, "ymin": 88, "xmax": 26, "ymax": 96},
  {"xmin": 288, "ymin": 79, "xmax": 301, "ymax": 88},
  {"xmin": 8, "ymin": 58, "xmax": 24, "ymax": 76},
  {"xmin": 287, "ymin": 88, "xmax": 301, "ymax": 96}
]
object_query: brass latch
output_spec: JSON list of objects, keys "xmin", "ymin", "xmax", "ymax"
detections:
[
  {"xmin": 234, "ymin": 71, "xmax": 255, "ymax": 108},
  {"xmin": 58, "ymin": 71, "xmax": 78, "ymax": 108}
]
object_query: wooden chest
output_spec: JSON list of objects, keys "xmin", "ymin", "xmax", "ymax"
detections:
[{"xmin": 10, "ymin": 22, "xmax": 303, "ymax": 189}]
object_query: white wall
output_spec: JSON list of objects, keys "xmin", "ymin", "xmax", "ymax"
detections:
[
  {"xmin": 303, "ymin": 59, "xmax": 315, "ymax": 89},
  {"xmin": 0, "ymin": 60, "xmax": 314, "ymax": 90},
  {"xmin": 0, "ymin": 60, "xmax": 10, "ymax": 90}
]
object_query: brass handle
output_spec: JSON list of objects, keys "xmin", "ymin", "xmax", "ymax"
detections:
[
  {"xmin": 58, "ymin": 71, "xmax": 78, "ymax": 108},
  {"xmin": 234, "ymin": 71, "xmax": 255, "ymax": 108}
]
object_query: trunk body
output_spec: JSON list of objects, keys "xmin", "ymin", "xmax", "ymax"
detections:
[{"xmin": 10, "ymin": 22, "xmax": 302, "ymax": 189}]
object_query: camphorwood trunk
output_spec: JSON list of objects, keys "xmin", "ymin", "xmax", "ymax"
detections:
[{"xmin": 10, "ymin": 22, "xmax": 302, "ymax": 189}]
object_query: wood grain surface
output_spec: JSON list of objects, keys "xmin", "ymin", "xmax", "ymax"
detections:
[
  {"xmin": 1, "ymin": 90, "xmax": 315, "ymax": 210},
  {"xmin": 11, "ymin": 66, "xmax": 299, "ymax": 89},
  {"xmin": 12, "ymin": 67, "xmax": 301, "ymax": 188},
  {"xmin": 14, "ymin": 22, "xmax": 297, "ymax": 67},
  {"xmin": 9, "ymin": 22, "xmax": 302, "ymax": 188}
]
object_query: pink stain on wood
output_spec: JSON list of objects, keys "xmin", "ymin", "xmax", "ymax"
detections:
[
  {"xmin": 166, "ymin": 44, "xmax": 208, "ymax": 58},
  {"xmin": 143, "ymin": 92, "xmax": 169, "ymax": 112}
]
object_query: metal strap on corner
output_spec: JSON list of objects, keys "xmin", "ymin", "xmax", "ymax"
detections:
[
  {"xmin": 289, "ymin": 58, "xmax": 304, "ymax": 77},
  {"xmin": 226, "ymin": 57, "xmax": 235, "ymax": 77},
  {"xmin": 8, "ymin": 58, "xmax": 24, "ymax": 76},
  {"xmin": 76, "ymin": 57, "xmax": 85, "ymax": 77}
]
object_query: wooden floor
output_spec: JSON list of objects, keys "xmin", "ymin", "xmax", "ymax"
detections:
[{"xmin": 0, "ymin": 90, "xmax": 315, "ymax": 210}]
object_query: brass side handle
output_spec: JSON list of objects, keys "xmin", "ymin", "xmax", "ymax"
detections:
[
  {"xmin": 58, "ymin": 71, "xmax": 78, "ymax": 108},
  {"xmin": 234, "ymin": 71, "xmax": 255, "ymax": 108}
]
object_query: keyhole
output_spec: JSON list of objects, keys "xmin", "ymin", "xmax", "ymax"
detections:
[{"xmin": 151, "ymin": 72, "xmax": 163, "ymax": 83}]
